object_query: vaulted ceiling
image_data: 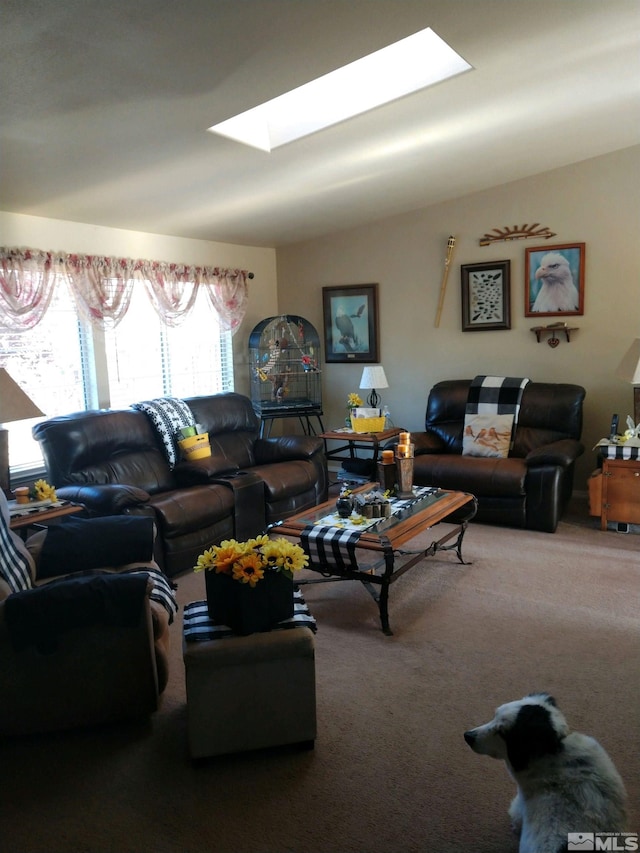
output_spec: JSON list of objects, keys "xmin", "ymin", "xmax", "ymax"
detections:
[{"xmin": 2, "ymin": 0, "xmax": 639, "ymax": 247}]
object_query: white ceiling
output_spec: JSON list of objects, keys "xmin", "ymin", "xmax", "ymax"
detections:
[{"xmin": 2, "ymin": 0, "xmax": 639, "ymax": 248}]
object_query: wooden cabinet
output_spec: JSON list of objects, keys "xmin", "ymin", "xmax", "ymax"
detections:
[{"xmin": 600, "ymin": 457, "xmax": 640, "ymax": 531}]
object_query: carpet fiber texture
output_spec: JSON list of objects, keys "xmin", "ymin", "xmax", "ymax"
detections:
[{"xmin": 2, "ymin": 498, "xmax": 638, "ymax": 853}]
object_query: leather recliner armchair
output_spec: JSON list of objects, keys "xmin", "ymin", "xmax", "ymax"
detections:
[
  {"xmin": 0, "ymin": 493, "xmax": 173, "ymax": 735},
  {"xmin": 403, "ymin": 379, "xmax": 586, "ymax": 532}
]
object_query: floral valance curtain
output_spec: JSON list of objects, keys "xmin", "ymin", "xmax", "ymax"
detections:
[{"xmin": 0, "ymin": 248, "xmax": 250, "ymax": 333}]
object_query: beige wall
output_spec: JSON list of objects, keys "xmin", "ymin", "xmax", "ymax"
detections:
[
  {"xmin": 0, "ymin": 211, "xmax": 278, "ymax": 397},
  {"xmin": 276, "ymin": 145, "xmax": 640, "ymax": 491}
]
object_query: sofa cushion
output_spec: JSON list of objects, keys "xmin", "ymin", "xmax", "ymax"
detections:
[
  {"xmin": 147, "ymin": 485, "xmax": 234, "ymax": 538},
  {"xmin": 4, "ymin": 573, "xmax": 149, "ymax": 653},
  {"xmin": 247, "ymin": 460, "xmax": 318, "ymax": 502},
  {"xmin": 36, "ymin": 516, "xmax": 155, "ymax": 580},
  {"xmin": 413, "ymin": 454, "xmax": 527, "ymax": 497},
  {"xmin": 462, "ymin": 413, "xmax": 514, "ymax": 458}
]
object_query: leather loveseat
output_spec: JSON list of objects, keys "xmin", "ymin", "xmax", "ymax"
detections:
[
  {"xmin": 403, "ymin": 379, "xmax": 585, "ymax": 532},
  {"xmin": 32, "ymin": 393, "xmax": 327, "ymax": 577}
]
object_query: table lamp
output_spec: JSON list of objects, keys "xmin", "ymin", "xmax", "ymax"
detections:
[
  {"xmin": 0, "ymin": 368, "xmax": 45, "ymax": 493},
  {"xmin": 614, "ymin": 338, "xmax": 640, "ymax": 427},
  {"xmin": 359, "ymin": 365, "xmax": 388, "ymax": 409}
]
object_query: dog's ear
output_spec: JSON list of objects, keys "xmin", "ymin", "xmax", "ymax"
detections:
[{"xmin": 505, "ymin": 704, "xmax": 563, "ymax": 772}]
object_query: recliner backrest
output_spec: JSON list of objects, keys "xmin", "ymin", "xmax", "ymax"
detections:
[
  {"xmin": 425, "ymin": 379, "xmax": 585, "ymax": 456},
  {"xmin": 187, "ymin": 393, "xmax": 260, "ymax": 470},
  {"xmin": 33, "ymin": 409, "xmax": 175, "ymax": 493}
]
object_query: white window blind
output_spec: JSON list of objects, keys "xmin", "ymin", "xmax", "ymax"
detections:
[
  {"xmin": 105, "ymin": 286, "xmax": 234, "ymax": 409},
  {"xmin": 1, "ymin": 280, "xmax": 93, "ymax": 473}
]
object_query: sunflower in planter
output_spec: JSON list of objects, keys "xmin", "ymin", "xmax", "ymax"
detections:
[
  {"xmin": 194, "ymin": 535, "xmax": 308, "ymax": 586},
  {"xmin": 194, "ymin": 535, "xmax": 309, "ymax": 634}
]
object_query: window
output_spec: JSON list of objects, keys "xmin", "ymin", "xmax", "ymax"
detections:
[
  {"xmin": 1, "ymin": 282, "xmax": 234, "ymax": 479},
  {"xmin": 105, "ymin": 285, "xmax": 234, "ymax": 408},
  {"xmin": 1, "ymin": 280, "xmax": 92, "ymax": 475}
]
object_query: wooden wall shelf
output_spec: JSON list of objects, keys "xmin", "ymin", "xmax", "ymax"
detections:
[{"xmin": 530, "ymin": 324, "xmax": 579, "ymax": 346}]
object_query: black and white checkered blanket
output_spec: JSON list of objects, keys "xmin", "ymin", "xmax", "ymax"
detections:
[
  {"xmin": 131, "ymin": 396, "xmax": 194, "ymax": 468},
  {"xmin": 465, "ymin": 375, "xmax": 530, "ymax": 418},
  {"xmin": 183, "ymin": 588, "xmax": 316, "ymax": 641}
]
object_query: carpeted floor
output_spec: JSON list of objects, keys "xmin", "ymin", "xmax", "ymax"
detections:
[{"xmin": 3, "ymin": 497, "xmax": 639, "ymax": 853}]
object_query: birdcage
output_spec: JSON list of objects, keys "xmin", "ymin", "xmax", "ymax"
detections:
[{"xmin": 248, "ymin": 315, "xmax": 323, "ymax": 434}]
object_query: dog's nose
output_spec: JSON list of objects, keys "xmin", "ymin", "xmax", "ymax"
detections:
[{"xmin": 464, "ymin": 730, "xmax": 476, "ymax": 746}]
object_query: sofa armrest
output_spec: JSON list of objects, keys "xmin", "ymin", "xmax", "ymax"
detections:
[
  {"xmin": 384, "ymin": 431, "xmax": 447, "ymax": 455},
  {"xmin": 253, "ymin": 435, "xmax": 324, "ymax": 464},
  {"xmin": 174, "ymin": 457, "xmax": 238, "ymax": 486},
  {"xmin": 525, "ymin": 439, "xmax": 585, "ymax": 469},
  {"xmin": 56, "ymin": 484, "xmax": 151, "ymax": 515}
]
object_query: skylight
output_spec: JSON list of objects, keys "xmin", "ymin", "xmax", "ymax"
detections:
[{"xmin": 208, "ymin": 27, "xmax": 471, "ymax": 152}]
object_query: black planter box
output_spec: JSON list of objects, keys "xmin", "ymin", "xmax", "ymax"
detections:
[{"xmin": 205, "ymin": 570, "xmax": 294, "ymax": 635}]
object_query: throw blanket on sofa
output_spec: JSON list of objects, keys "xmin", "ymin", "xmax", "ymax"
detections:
[
  {"xmin": 463, "ymin": 375, "xmax": 529, "ymax": 458},
  {"xmin": 132, "ymin": 397, "xmax": 194, "ymax": 468}
]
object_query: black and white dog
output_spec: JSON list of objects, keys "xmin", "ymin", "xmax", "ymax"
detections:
[{"xmin": 464, "ymin": 693, "xmax": 627, "ymax": 853}]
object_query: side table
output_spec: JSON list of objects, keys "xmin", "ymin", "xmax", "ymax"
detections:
[
  {"xmin": 589, "ymin": 443, "xmax": 640, "ymax": 531},
  {"xmin": 600, "ymin": 456, "xmax": 640, "ymax": 531},
  {"xmin": 8, "ymin": 499, "xmax": 83, "ymax": 534},
  {"xmin": 321, "ymin": 427, "xmax": 402, "ymax": 481}
]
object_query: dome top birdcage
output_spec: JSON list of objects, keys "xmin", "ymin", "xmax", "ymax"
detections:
[{"xmin": 248, "ymin": 315, "xmax": 322, "ymax": 420}]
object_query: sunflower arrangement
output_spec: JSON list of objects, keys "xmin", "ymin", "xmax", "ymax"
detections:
[
  {"xmin": 347, "ymin": 392, "xmax": 363, "ymax": 409},
  {"xmin": 194, "ymin": 535, "xmax": 308, "ymax": 588}
]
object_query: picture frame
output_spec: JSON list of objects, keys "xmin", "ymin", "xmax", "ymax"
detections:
[
  {"xmin": 524, "ymin": 243, "xmax": 585, "ymax": 317},
  {"xmin": 461, "ymin": 260, "xmax": 511, "ymax": 332},
  {"xmin": 322, "ymin": 283, "xmax": 379, "ymax": 363}
]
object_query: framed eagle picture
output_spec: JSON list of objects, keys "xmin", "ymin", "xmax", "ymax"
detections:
[
  {"xmin": 524, "ymin": 243, "xmax": 585, "ymax": 317},
  {"xmin": 322, "ymin": 283, "xmax": 379, "ymax": 363}
]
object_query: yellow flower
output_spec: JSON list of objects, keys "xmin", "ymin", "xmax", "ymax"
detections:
[
  {"xmin": 232, "ymin": 553, "xmax": 265, "ymax": 586},
  {"xmin": 194, "ymin": 535, "xmax": 307, "ymax": 584},
  {"xmin": 347, "ymin": 393, "xmax": 363, "ymax": 408},
  {"xmin": 31, "ymin": 479, "xmax": 57, "ymax": 502},
  {"xmin": 261, "ymin": 537, "xmax": 308, "ymax": 575},
  {"xmin": 193, "ymin": 547, "xmax": 216, "ymax": 572}
]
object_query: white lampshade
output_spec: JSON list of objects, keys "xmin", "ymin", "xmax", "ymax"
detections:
[
  {"xmin": 359, "ymin": 365, "xmax": 389, "ymax": 391},
  {"xmin": 359, "ymin": 365, "xmax": 389, "ymax": 409},
  {"xmin": 615, "ymin": 338, "xmax": 640, "ymax": 426}
]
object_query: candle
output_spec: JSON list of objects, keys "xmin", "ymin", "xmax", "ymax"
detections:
[
  {"xmin": 14, "ymin": 487, "xmax": 30, "ymax": 504},
  {"xmin": 399, "ymin": 432, "xmax": 411, "ymax": 444},
  {"xmin": 382, "ymin": 450, "xmax": 394, "ymax": 463},
  {"xmin": 396, "ymin": 443, "xmax": 415, "ymax": 458}
]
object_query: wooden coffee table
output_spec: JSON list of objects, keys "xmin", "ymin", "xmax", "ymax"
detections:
[{"xmin": 275, "ymin": 484, "xmax": 477, "ymax": 635}]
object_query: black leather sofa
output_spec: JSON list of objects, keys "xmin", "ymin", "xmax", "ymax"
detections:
[
  {"xmin": 402, "ymin": 379, "xmax": 586, "ymax": 532},
  {"xmin": 33, "ymin": 393, "xmax": 327, "ymax": 577}
]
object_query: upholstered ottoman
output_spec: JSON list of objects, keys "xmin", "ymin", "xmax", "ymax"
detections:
[{"xmin": 182, "ymin": 603, "xmax": 317, "ymax": 759}]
